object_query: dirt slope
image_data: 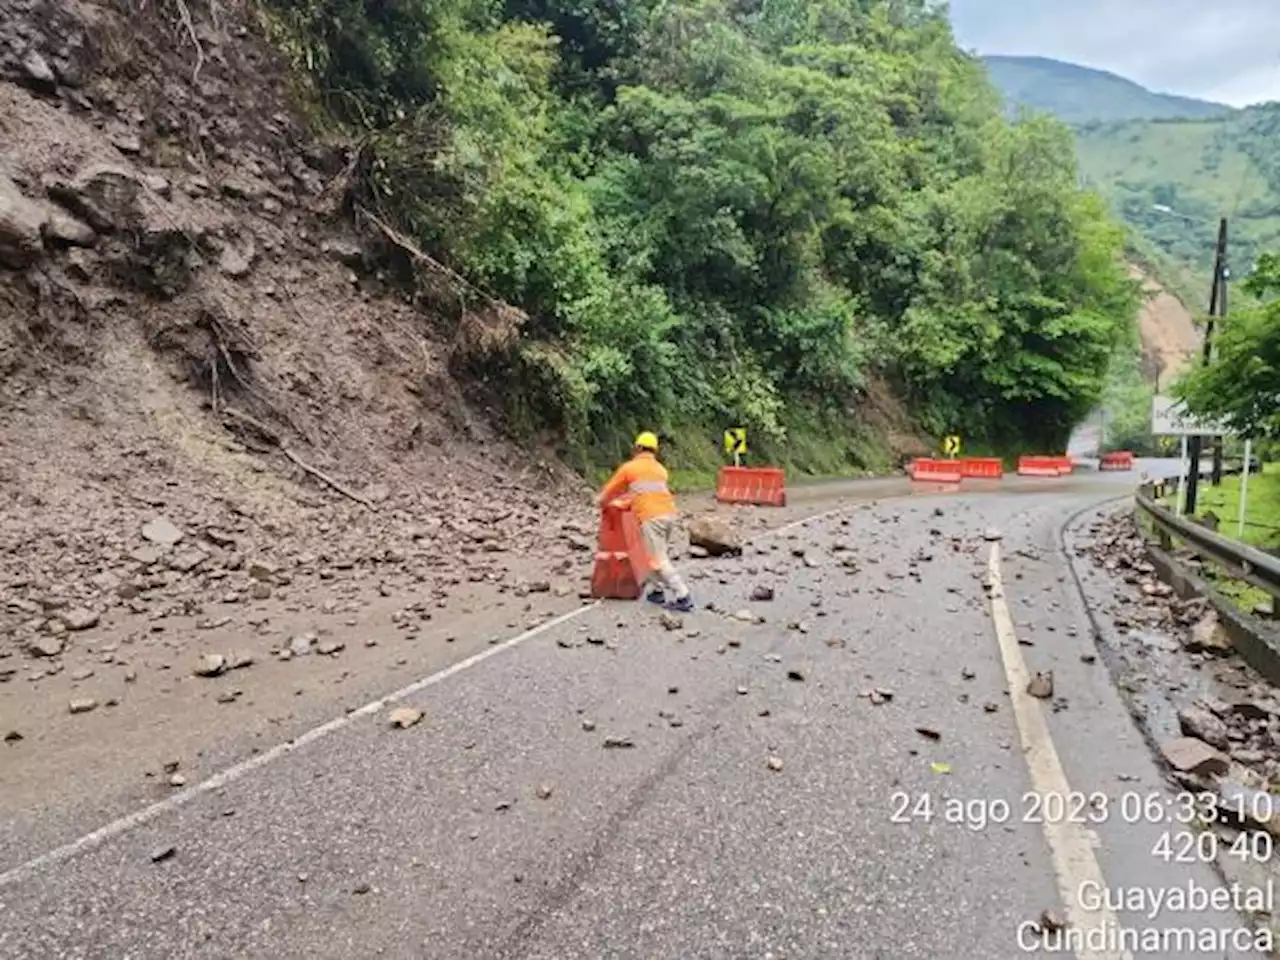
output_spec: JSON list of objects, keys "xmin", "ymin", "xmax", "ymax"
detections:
[{"xmin": 1129, "ymin": 264, "xmax": 1202, "ymax": 387}]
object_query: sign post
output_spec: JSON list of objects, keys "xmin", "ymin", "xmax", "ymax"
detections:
[
  {"xmin": 1150, "ymin": 395, "xmax": 1231, "ymax": 516},
  {"xmin": 1238, "ymin": 439, "xmax": 1253, "ymax": 539},
  {"xmin": 1175, "ymin": 436, "xmax": 1189, "ymax": 518},
  {"xmin": 941, "ymin": 435, "xmax": 961, "ymax": 459},
  {"xmin": 723, "ymin": 428, "xmax": 747, "ymax": 469}
]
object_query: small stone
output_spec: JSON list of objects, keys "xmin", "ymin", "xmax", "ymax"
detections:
[
  {"xmin": 352, "ymin": 883, "xmax": 371, "ymax": 895},
  {"xmin": 168, "ymin": 773, "xmax": 187, "ymax": 787},
  {"xmin": 61, "ymin": 608, "xmax": 101, "ymax": 631},
  {"xmin": 388, "ymin": 707, "xmax": 424, "ymax": 729},
  {"xmin": 736, "ymin": 686, "xmax": 749, "ymax": 696},
  {"xmin": 248, "ymin": 561, "xmax": 278, "ymax": 582},
  {"xmin": 750, "ymin": 585, "xmax": 775, "ymax": 602},
  {"xmin": 141, "ymin": 517, "xmax": 184, "ymax": 546},
  {"xmin": 1177, "ymin": 704, "xmax": 1230, "ymax": 750},
  {"xmin": 5, "ymin": 730, "xmax": 23, "ymax": 743},
  {"xmin": 581, "ymin": 718, "xmax": 596, "ymax": 732},
  {"xmin": 317, "ymin": 641, "xmax": 345, "ymax": 656},
  {"xmin": 866, "ymin": 688, "xmax": 893, "ymax": 705},
  {"xmin": 1080, "ymin": 653, "xmax": 1096, "ymax": 664},
  {"xmin": 249, "ymin": 582, "xmax": 272, "ymax": 600},
  {"xmin": 289, "ymin": 633, "xmax": 316, "ymax": 657},
  {"xmin": 915, "ymin": 726, "xmax": 942, "ymax": 742},
  {"xmin": 603, "ymin": 736, "xmax": 634, "ymax": 749},
  {"xmin": 983, "ymin": 527, "xmax": 1003, "ymax": 542},
  {"xmin": 194, "ymin": 653, "xmax": 227, "ymax": 678},
  {"xmin": 1186, "ymin": 611, "xmax": 1232, "ymax": 655},
  {"xmin": 732, "ymin": 609, "xmax": 758, "ymax": 624},
  {"xmin": 534, "ymin": 784, "xmax": 553, "ymax": 800},
  {"xmin": 25, "ymin": 636, "xmax": 64, "ymax": 658},
  {"xmin": 68, "ymin": 698, "xmax": 98, "ymax": 714},
  {"xmin": 1027, "ymin": 671, "xmax": 1054, "ymax": 699},
  {"xmin": 960, "ymin": 667, "xmax": 975, "ymax": 680},
  {"xmin": 766, "ymin": 756, "xmax": 784, "ymax": 772},
  {"xmin": 1160, "ymin": 737, "xmax": 1229, "ymax": 777},
  {"xmin": 1038, "ymin": 909, "xmax": 1065, "ymax": 933},
  {"xmin": 149, "ymin": 845, "xmax": 176, "ymax": 863},
  {"xmin": 659, "ymin": 612, "xmax": 683, "ymax": 631},
  {"xmin": 983, "ymin": 702, "xmax": 999, "ymax": 713},
  {"xmin": 786, "ymin": 669, "xmax": 805, "ymax": 683}
]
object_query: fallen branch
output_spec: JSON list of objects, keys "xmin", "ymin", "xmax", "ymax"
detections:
[
  {"xmin": 279, "ymin": 446, "xmax": 378, "ymax": 511},
  {"xmin": 357, "ymin": 205, "xmax": 499, "ymax": 305},
  {"xmin": 221, "ymin": 407, "xmax": 378, "ymax": 511}
]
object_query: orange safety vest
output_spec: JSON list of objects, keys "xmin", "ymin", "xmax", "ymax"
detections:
[{"xmin": 599, "ymin": 451, "xmax": 677, "ymax": 524}]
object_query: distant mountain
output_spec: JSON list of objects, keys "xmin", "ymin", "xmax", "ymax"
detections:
[{"xmin": 982, "ymin": 55, "xmax": 1233, "ymax": 125}]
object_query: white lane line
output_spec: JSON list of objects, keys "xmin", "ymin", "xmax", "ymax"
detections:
[
  {"xmin": 1, "ymin": 504, "xmax": 847, "ymax": 888},
  {"xmin": 986, "ymin": 542, "xmax": 1133, "ymax": 960},
  {"xmin": 0, "ymin": 603, "xmax": 598, "ymax": 889}
]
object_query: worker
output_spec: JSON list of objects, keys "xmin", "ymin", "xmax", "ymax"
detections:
[{"xmin": 597, "ymin": 431, "xmax": 694, "ymax": 612}]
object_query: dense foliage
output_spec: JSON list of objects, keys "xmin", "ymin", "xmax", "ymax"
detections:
[
  {"xmin": 261, "ymin": 0, "xmax": 1137, "ymax": 468},
  {"xmin": 1177, "ymin": 252, "xmax": 1280, "ymax": 438}
]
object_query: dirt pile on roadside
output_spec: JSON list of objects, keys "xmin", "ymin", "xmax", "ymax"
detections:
[{"xmin": 0, "ymin": 0, "xmax": 598, "ymax": 652}]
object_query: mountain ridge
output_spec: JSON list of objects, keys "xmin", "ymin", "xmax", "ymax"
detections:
[{"xmin": 982, "ymin": 54, "xmax": 1233, "ymax": 125}]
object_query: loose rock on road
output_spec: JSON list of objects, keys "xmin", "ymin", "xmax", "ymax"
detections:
[{"xmin": 0, "ymin": 466, "xmax": 1270, "ymax": 958}]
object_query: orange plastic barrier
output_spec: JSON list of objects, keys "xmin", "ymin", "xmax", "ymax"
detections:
[
  {"xmin": 1099, "ymin": 451, "xmax": 1135, "ymax": 471},
  {"xmin": 1017, "ymin": 456, "xmax": 1068, "ymax": 477},
  {"xmin": 908, "ymin": 458, "xmax": 963, "ymax": 483},
  {"xmin": 958, "ymin": 457, "xmax": 1003, "ymax": 479},
  {"xmin": 590, "ymin": 500, "xmax": 649, "ymax": 599},
  {"xmin": 715, "ymin": 466, "xmax": 787, "ymax": 507}
]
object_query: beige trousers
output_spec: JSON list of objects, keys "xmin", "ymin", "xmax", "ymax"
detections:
[{"xmin": 640, "ymin": 516, "xmax": 689, "ymax": 599}]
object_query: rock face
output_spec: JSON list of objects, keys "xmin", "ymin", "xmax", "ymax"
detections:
[{"xmin": 687, "ymin": 517, "xmax": 742, "ymax": 557}]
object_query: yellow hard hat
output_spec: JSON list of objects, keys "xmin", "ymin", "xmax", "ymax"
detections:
[{"xmin": 634, "ymin": 431, "xmax": 659, "ymax": 451}]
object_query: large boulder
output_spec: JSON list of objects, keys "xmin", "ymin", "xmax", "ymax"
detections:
[
  {"xmin": 0, "ymin": 173, "xmax": 47, "ymax": 267},
  {"xmin": 687, "ymin": 516, "xmax": 742, "ymax": 557}
]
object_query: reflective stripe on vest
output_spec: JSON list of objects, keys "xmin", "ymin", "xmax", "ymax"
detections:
[{"xmin": 629, "ymin": 480, "xmax": 669, "ymax": 495}]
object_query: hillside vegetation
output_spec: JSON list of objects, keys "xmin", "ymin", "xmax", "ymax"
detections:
[
  {"xmin": 983, "ymin": 56, "xmax": 1231, "ymax": 125},
  {"xmin": 261, "ymin": 0, "xmax": 1137, "ymax": 470},
  {"xmin": 1075, "ymin": 106, "xmax": 1280, "ymax": 307}
]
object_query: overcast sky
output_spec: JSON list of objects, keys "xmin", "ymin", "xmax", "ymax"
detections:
[{"xmin": 949, "ymin": 0, "xmax": 1280, "ymax": 107}]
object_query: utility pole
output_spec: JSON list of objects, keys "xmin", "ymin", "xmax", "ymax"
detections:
[
  {"xmin": 1211, "ymin": 252, "xmax": 1228, "ymax": 486},
  {"xmin": 1184, "ymin": 216, "xmax": 1228, "ymax": 516}
]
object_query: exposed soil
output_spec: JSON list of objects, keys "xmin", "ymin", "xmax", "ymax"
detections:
[{"xmin": 1129, "ymin": 265, "xmax": 1202, "ymax": 387}]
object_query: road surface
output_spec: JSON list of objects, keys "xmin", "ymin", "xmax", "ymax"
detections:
[{"xmin": 0, "ymin": 460, "xmax": 1268, "ymax": 959}]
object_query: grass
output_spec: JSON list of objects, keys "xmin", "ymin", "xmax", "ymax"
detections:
[
  {"xmin": 1158, "ymin": 464, "xmax": 1280, "ymax": 552},
  {"xmin": 1155, "ymin": 464, "xmax": 1280, "ymax": 613}
]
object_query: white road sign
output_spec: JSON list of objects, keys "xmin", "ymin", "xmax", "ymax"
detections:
[{"xmin": 1150, "ymin": 394, "xmax": 1231, "ymax": 437}]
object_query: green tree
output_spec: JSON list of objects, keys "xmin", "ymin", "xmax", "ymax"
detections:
[{"xmin": 1176, "ymin": 252, "xmax": 1280, "ymax": 437}]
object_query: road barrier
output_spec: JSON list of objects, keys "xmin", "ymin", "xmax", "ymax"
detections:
[
  {"xmin": 907, "ymin": 458, "xmax": 964, "ymax": 483},
  {"xmin": 715, "ymin": 466, "xmax": 787, "ymax": 507},
  {"xmin": 590, "ymin": 499, "xmax": 648, "ymax": 599},
  {"xmin": 958, "ymin": 457, "xmax": 1003, "ymax": 480},
  {"xmin": 1100, "ymin": 451, "xmax": 1135, "ymax": 471},
  {"xmin": 1017, "ymin": 455, "xmax": 1069, "ymax": 477}
]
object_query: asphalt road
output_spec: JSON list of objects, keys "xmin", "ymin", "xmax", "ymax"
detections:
[{"xmin": 0, "ymin": 460, "xmax": 1267, "ymax": 959}]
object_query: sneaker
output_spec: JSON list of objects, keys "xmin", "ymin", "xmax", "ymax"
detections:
[
  {"xmin": 646, "ymin": 589, "xmax": 667, "ymax": 605},
  {"xmin": 667, "ymin": 596, "xmax": 695, "ymax": 613}
]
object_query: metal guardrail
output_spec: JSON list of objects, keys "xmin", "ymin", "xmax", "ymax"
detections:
[{"xmin": 1135, "ymin": 483, "xmax": 1280, "ymax": 605}]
